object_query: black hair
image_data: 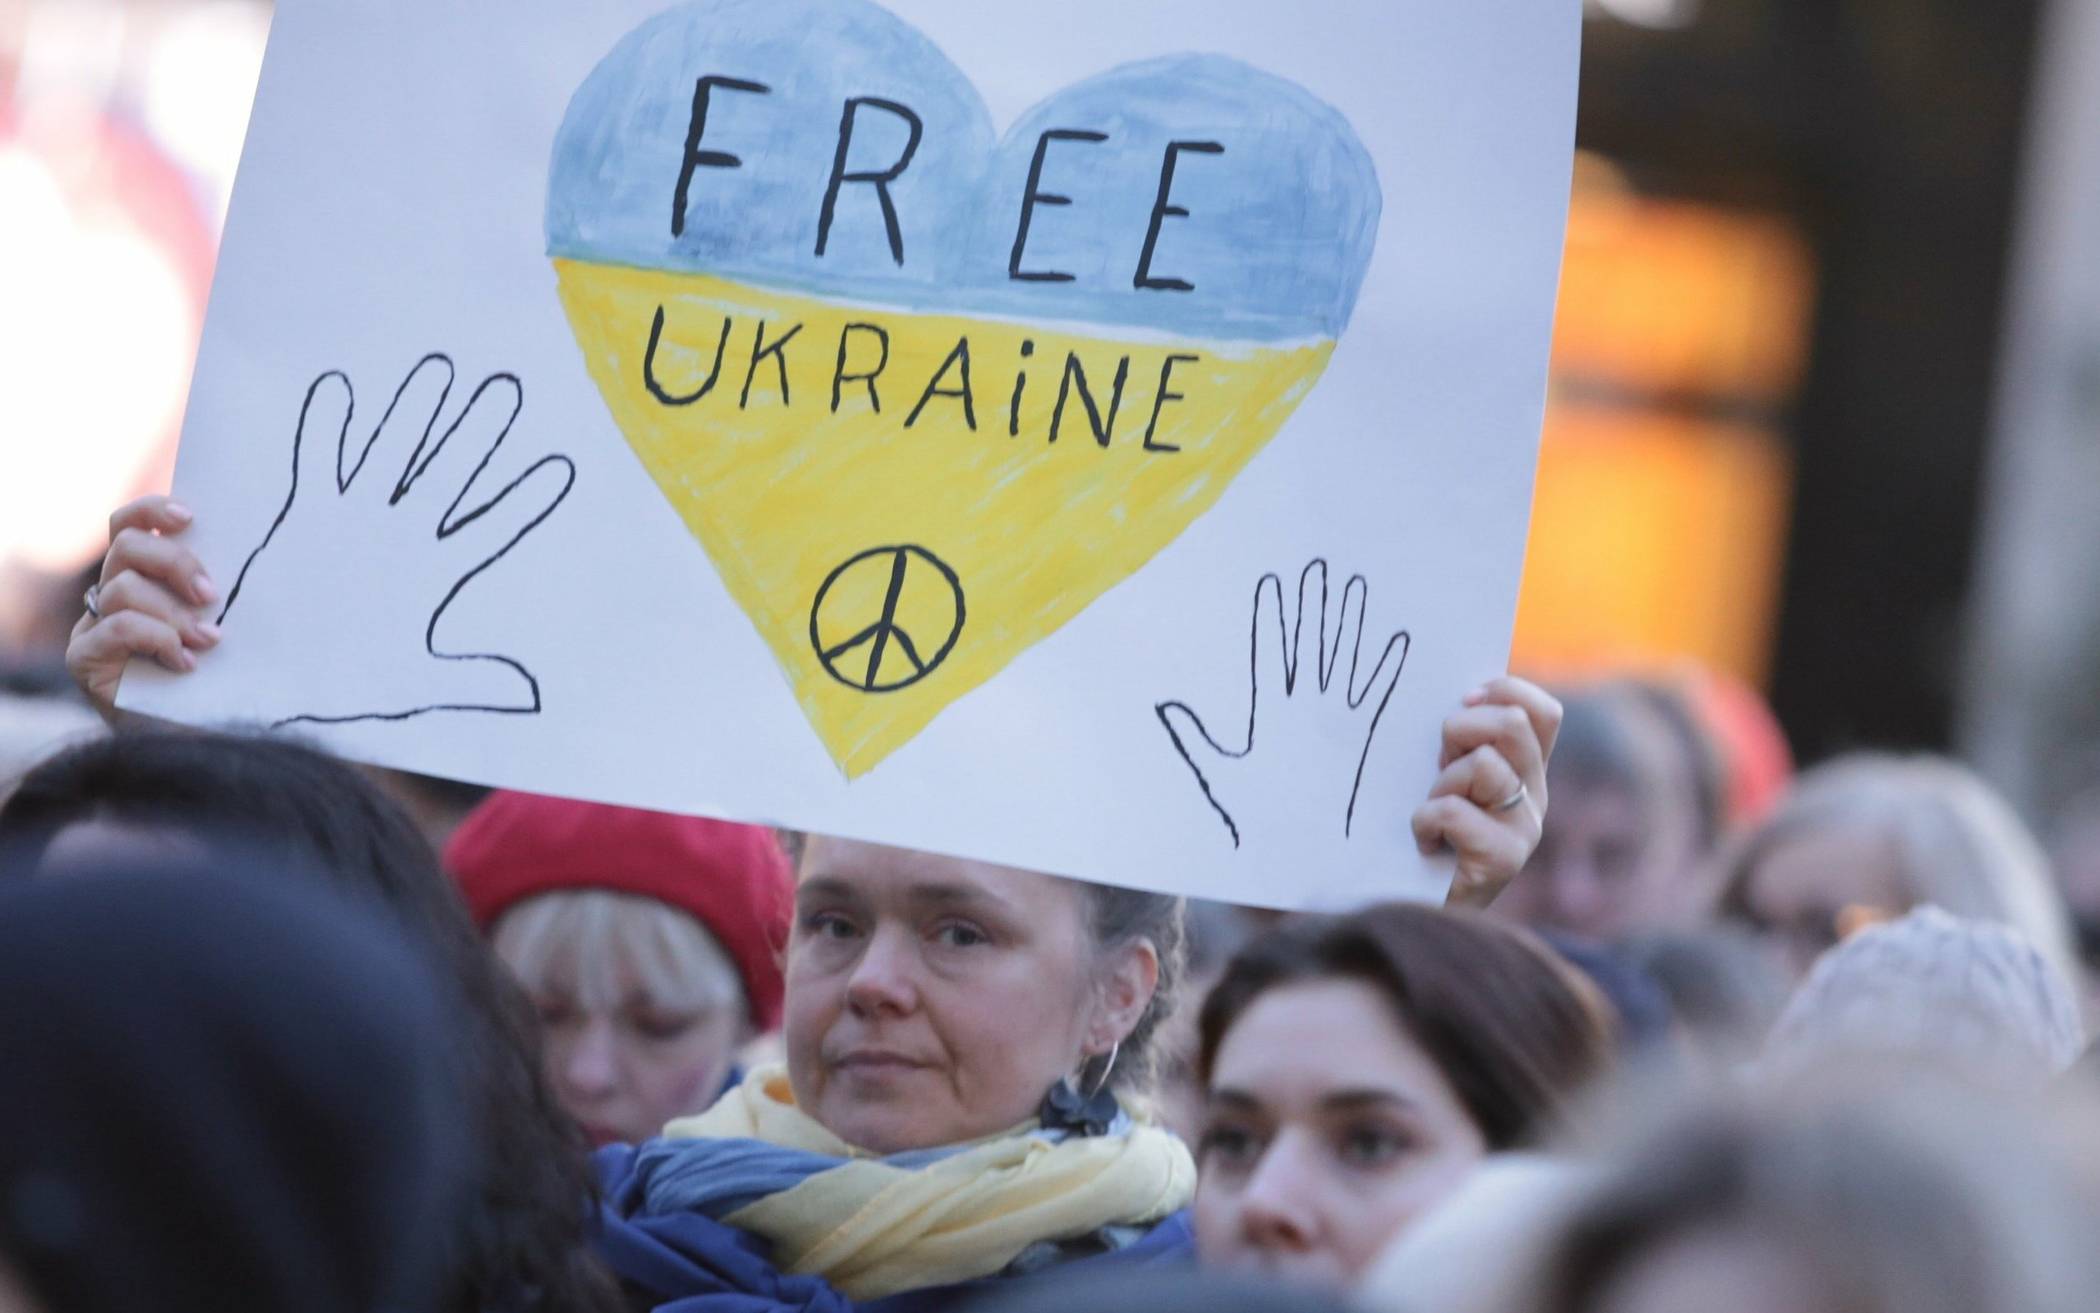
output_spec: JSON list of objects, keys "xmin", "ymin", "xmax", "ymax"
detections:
[
  {"xmin": 0, "ymin": 728, "xmax": 623, "ymax": 1313},
  {"xmin": 0, "ymin": 857, "xmax": 474, "ymax": 1313}
]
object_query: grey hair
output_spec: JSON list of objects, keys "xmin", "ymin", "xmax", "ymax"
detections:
[{"xmin": 1076, "ymin": 882, "xmax": 1188, "ymax": 1095}]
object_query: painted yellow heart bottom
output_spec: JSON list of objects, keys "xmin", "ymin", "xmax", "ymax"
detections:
[{"xmin": 554, "ymin": 258, "xmax": 1334, "ymax": 777}]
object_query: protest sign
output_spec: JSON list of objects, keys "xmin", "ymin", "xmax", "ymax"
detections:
[{"xmin": 125, "ymin": 0, "xmax": 1580, "ymax": 907}]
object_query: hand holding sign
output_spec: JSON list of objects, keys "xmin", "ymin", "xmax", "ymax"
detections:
[
  {"xmin": 1156, "ymin": 560, "xmax": 1410, "ymax": 853},
  {"xmin": 1418, "ymin": 676, "xmax": 1561, "ymax": 909},
  {"xmin": 68, "ymin": 496, "xmax": 222, "ymax": 715},
  {"xmin": 200, "ymin": 354, "xmax": 576, "ymax": 727}
]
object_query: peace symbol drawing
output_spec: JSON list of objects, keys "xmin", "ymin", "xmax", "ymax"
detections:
[
  {"xmin": 548, "ymin": 0, "xmax": 1380, "ymax": 776},
  {"xmin": 811, "ymin": 546, "xmax": 966, "ymax": 693}
]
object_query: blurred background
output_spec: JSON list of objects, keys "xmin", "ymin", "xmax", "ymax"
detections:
[{"xmin": 2, "ymin": 0, "xmax": 2096, "ymax": 828}]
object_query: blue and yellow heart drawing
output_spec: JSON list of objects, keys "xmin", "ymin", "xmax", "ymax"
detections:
[{"xmin": 548, "ymin": 0, "xmax": 1380, "ymax": 777}]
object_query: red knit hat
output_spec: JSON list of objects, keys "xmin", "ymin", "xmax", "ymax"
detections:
[{"xmin": 444, "ymin": 791, "xmax": 794, "ymax": 1030}]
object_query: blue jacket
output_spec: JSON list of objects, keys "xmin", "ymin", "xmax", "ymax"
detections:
[{"xmin": 591, "ymin": 1145, "xmax": 1196, "ymax": 1313}]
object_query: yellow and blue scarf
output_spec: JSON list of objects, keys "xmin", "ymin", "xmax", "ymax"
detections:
[{"xmin": 629, "ymin": 1064, "xmax": 1195, "ymax": 1300}]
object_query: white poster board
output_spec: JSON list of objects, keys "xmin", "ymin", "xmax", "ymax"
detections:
[{"xmin": 125, "ymin": 0, "xmax": 1580, "ymax": 908}]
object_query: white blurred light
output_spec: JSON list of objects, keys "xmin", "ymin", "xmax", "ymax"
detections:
[
  {"xmin": 1588, "ymin": 0, "xmax": 1704, "ymax": 30},
  {"xmin": 0, "ymin": 146, "xmax": 198, "ymax": 572},
  {"xmin": 144, "ymin": 1, "xmax": 273, "ymax": 222},
  {"xmin": 17, "ymin": 0, "xmax": 127, "ymax": 111}
]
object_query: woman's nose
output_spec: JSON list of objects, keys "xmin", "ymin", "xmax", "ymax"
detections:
[
  {"xmin": 1235, "ymin": 1134, "xmax": 1322, "ymax": 1253},
  {"xmin": 561, "ymin": 1020, "xmax": 622, "ymax": 1097},
  {"xmin": 1547, "ymin": 856, "xmax": 1610, "ymax": 930},
  {"xmin": 844, "ymin": 924, "xmax": 920, "ymax": 1017}
]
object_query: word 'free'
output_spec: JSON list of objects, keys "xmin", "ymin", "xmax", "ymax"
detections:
[{"xmin": 671, "ymin": 75, "xmax": 1227, "ymax": 293}]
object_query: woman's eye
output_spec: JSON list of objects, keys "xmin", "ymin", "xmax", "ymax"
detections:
[
  {"xmin": 1197, "ymin": 1124, "xmax": 1262, "ymax": 1168},
  {"xmin": 630, "ymin": 1011, "xmax": 699, "ymax": 1042},
  {"xmin": 1337, "ymin": 1124, "xmax": 1410, "ymax": 1168},
  {"xmin": 802, "ymin": 911, "xmax": 859, "ymax": 940},
  {"xmin": 931, "ymin": 921, "xmax": 988, "ymax": 948},
  {"xmin": 534, "ymin": 999, "xmax": 578, "ymax": 1029}
]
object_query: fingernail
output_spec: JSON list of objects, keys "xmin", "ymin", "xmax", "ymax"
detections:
[
  {"xmin": 167, "ymin": 502, "xmax": 194, "ymax": 523},
  {"xmin": 1463, "ymin": 684, "xmax": 1488, "ymax": 704},
  {"xmin": 176, "ymin": 650, "xmax": 198, "ymax": 672},
  {"xmin": 192, "ymin": 621, "xmax": 222, "ymax": 646},
  {"xmin": 193, "ymin": 574, "xmax": 217, "ymax": 605}
]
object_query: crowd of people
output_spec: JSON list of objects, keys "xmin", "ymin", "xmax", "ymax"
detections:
[{"xmin": 4, "ymin": 496, "xmax": 2100, "ymax": 1313}]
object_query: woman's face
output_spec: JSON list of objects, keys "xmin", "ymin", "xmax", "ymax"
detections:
[
  {"xmin": 1738, "ymin": 825, "xmax": 1906, "ymax": 978},
  {"xmin": 506, "ymin": 944, "xmax": 744, "ymax": 1148},
  {"xmin": 1503, "ymin": 778, "xmax": 1658, "ymax": 939},
  {"xmin": 1194, "ymin": 978, "xmax": 1488, "ymax": 1288},
  {"xmin": 784, "ymin": 838, "xmax": 1141, "ymax": 1154}
]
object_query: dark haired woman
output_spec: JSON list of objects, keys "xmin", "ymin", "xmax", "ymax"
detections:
[
  {"xmin": 1192, "ymin": 904, "xmax": 1614, "ymax": 1288},
  {"xmin": 0, "ymin": 729, "xmax": 623, "ymax": 1313}
]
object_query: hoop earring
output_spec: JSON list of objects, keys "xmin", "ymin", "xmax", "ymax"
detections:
[{"xmin": 1082, "ymin": 1040, "xmax": 1121, "ymax": 1100}]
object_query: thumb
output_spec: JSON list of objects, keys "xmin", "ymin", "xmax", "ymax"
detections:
[
  {"xmin": 418, "ymin": 651, "xmax": 544, "ymax": 715},
  {"xmin": 1156, "ymin": 699, "xmax": 1238, "ymax": 765},
  {"xmin": 266, "ymin": 652, "xmax": 542, "ymax": 728},
  {"xmin": 1157, "ymin": 699, "xmax": 1245, "ymax": 849},
  {"xmin": 416, "ymin": 587, "xmax": 548, "ymax": 715}
]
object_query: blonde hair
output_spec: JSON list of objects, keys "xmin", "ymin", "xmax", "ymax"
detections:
[
  {"xmin": 1717, "ymin": 753, "xmax": 2076, "ymax": 984},
  {"xmin": 492, "ymin": 889, "xmax": 746, "ymax": 1020}
]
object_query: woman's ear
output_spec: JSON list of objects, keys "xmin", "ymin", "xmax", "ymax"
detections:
[{"xmin": 1089, "ymin": 938, "xmax": 1161, "ymax": 1054}]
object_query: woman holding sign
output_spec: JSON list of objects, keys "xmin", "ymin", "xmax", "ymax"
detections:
[{"xmin": 67, "ymin": 493, "xmax": 1561, "ymax": 1309}]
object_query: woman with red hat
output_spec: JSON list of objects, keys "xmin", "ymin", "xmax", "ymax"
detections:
[{"xmin": 446, "ymin": 792, "xmax": 796, "ymax": 1148}]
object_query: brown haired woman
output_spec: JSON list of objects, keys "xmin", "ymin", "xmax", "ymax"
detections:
[{"xmin": 1192, "ymin": 904, "xmax": 1614, "ymax": 1288}]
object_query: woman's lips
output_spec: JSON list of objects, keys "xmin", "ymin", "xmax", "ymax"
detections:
[
  {"xmin": 582, "ymin": 1123, "xmax": 625, "ymax": 1148},
  {"xmin": 832, "ymin": 1050, "xmax": 930, "ymax": 1074}
]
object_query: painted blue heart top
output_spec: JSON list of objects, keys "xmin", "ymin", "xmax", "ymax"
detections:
[{"xmin": 546, "ymin": 0, "xmax": 1381, "ymax": 343}]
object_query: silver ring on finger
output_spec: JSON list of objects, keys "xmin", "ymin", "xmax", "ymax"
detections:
[
  {"xmin": 1491, "ymin": 782, "xmax": 1529, "ymax": 813},
  {"xmin": 82, "ymin": 584, "xmax": 103, "ymax": 621}
]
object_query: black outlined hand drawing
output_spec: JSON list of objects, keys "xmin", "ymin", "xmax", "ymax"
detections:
[
  {"xmin": 218, "ymin": 353, "xmax": 576, "ymax": 727},
  {"xmin": 1156, "ymin": 559, "xmax": 1410, "ymax": 850}
]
